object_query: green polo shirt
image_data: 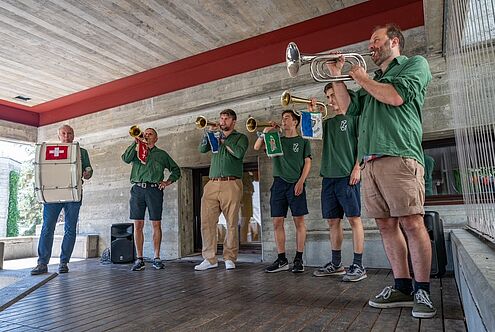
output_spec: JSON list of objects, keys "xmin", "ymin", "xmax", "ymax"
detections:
[
  {"xmin": 122, "ymin": 143, "xmax": 181, "ymax": 183},
  {"xmin": 80, "ymin": 147, "xmax": 91, "ymax": 172},
  {"xmin": 347, "ymin": 55, "xmax": 432, "ymax": 166},
  {"xmin": 272, "ymin": 136, "xmax": 312, "ymax": 183},
  {"xmin": 320, "ymin": 114, "xmax": 359, "ymax": 178},
  {"xmin": 199, "ymin": 130, "xmax": 248, "ymax": 179}
]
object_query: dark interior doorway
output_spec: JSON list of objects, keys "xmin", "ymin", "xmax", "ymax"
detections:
[{"xmin": 192, "ymin": 162, "xmax": 261, "ymax": 255}]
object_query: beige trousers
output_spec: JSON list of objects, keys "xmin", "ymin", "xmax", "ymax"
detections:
[{"xmin": 201, "ymin": 179, "xmax": 243, "ymax": 263}]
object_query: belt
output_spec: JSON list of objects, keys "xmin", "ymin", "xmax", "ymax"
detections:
[
  {"xmin": 210, "ymin": 176, "xmax": 239, "ymax": 182},
  {"xmin": 133, "ymin": 182, "xmax": 159, "ymax": 188}
]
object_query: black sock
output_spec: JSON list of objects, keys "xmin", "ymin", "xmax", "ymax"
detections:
[
  {"xmin": 414, "ymin": 281, "xmax": 431, "ymax": 293},
  {"xmin": 295, "ymin": 251, "xmax": 303, "ymax": 260},
  {"xmin": 278, "ymin": 253, "xmax": 287, "ymax": 261},
  {"xmin": 353, "ymin": 253, "xmax": 363, "ymax": 267},
  {"xmin": 137, "ymin": 257, "xmax": 144, "ymax": 262},
  {"xmin": 331, "ymin": 250, "xmax": 342, "ymax": 266},
  {"xmin": 394, "ymin": 278, "xmax": 413, "ymax": 295}
]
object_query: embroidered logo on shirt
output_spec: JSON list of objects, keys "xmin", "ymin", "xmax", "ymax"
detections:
[
  {"xmin": 293, "ymin": 143, "xmax": 300, "ymax": 153},
  {"xmin": 340, "ymin": 120, "xmax": 348, "ymax": 132}
]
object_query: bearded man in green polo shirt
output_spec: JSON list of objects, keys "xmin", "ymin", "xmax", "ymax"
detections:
[
  {"xmin": 254, "ymin": 110, "xmax": 312, "ymax": 273},
  {"xmin": 327, "ymin": 24, "xmax": 435, "ymax": 318},
  {"xmin": 194, "ymin": 109, "xmax": 249, "ymax": 271},
  {"xmin": 122, "ymin": 128, "xmax": 181, "ymax": 271}
]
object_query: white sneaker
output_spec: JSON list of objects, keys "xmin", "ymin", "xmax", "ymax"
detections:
[
  {"xmin": 194, "ymin": 259, "xmax": 218, "ymax": 271},
  {"xmin": 225, "ymin": 260, "xmax": 236, "ymax": 270}
]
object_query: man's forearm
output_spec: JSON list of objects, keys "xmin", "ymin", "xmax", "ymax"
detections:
[
  {"xmin": 332, "ymin": 82, "xmax": 351, "ymax": 113},
  {"xmin": 358, "ymin": 77, "xmax": 404, "ymax": 106}
]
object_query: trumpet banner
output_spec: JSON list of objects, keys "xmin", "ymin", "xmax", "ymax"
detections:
[
  {"xmin": 301, "ymin": 111, "xmax": 323, "ymax": 140},
  {"xmin": 136, "ymin": 140, "xmax": 149, "ymax": 164},
  {"xmin": 264, "ymin": 132, "xmax": 283, "ymax": 157},
  {"xmin": 206, "ymin": 131, "xmax": 220, "ymax": 153}
]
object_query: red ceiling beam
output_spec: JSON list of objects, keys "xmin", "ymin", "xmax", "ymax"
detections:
[
  {"xmin": 0, "ymin": 0, "xmax": 424, "ymax": 126},
  {"xmin": 0, "ymin": 103, "xmax": 39, "ymax": 127}
]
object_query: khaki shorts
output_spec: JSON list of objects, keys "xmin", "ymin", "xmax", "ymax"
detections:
[{"xmin": 362, "ymin": 156, "xmax": 425, "ymax": 218}]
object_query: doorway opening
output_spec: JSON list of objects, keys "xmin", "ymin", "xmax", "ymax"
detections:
[{"xmin": 192, "ymin": 162, "xmax": 261, "ymax": 258}]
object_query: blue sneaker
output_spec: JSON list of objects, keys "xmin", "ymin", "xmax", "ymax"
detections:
[
  {"xmin": 152, "ymin": 258, "xmax": 165, "ymax": 270},
  {"xmin": 131, "ymin": 259, "xmax": 145, "ymax": 271},
  {"xmin": 342, "ymin": 264, "xmax": 367, "ymax": 282}
]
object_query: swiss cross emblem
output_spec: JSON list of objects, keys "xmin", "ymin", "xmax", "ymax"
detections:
[{"xmin": 45, "ymin": 145, "xmax": 68, "ymax": 160}]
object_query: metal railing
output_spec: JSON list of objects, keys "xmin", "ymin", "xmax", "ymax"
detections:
[{"xmin": 446, "ymin": 0, "xmax": 495, "ymax": 242}]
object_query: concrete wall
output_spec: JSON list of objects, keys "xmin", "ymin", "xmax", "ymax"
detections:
[
  {"xmin": 0, "ymin": 120, "xmax": 37, "ymax": 144},
  {"xmin": 0, "ymin": 235, "xmax": 98, "ymax": 260},
  {"xmin": 31, "ymin": 25, "xmax": 466, "ymax": 267}
]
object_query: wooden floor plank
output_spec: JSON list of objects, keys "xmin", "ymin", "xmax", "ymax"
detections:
[
  {"xmin": 371, "ymin": 312, "xmax": 400, "ymax": 332},
  {"xmin": 444, "ymin": 318, "xmax": 467, "ymax": 332},
  {"xmin": 441, "ymin": 276, "xmax": 465, "ymax": 320},
  {"xmin": 0, "ymin": 260, "xmax": 464, "ymax": 331}
]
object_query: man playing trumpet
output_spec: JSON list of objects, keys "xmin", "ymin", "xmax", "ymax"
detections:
[
  {"xmin": 327, "ymin": 24, "xmax": 434, "ymax": 318},
  {"xmin": 122, "ymin": 127, "xmax": 181, "ymax": 271},
  {"xmin": 254, "ymin": 110, "xmax": 311, "ymax": 273},
  {"xmin": 195, "ymin": 109, "xmax": 248, "ymax": 271}
]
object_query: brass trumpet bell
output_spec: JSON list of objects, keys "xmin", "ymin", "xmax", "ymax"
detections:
[
  {"xmin": 280, "ymin": 90, "xmax": 328, "ymax": 119},
  {"xmin": 129, "ymin": 125, "xmax": 143, "ymax": 139},
  {"xmin": 246, "ymin": 117, "xmax": 278, "ymax": 133},
  {"xmin": 195, "ymin": 116, "xmax": 218, "ymax": 129},
  {"xmin": 286, "ymin": 42, "xmax": 373, "ymax": 82}
]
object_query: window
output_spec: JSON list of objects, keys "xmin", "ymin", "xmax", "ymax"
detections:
[{"xmin": 423, "ymin": 138, "xmax": 464, "ymax": 205}]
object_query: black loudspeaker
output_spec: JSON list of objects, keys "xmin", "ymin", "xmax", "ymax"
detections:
[
  {"xmin": 424, "ymin": 211, "xmax": 447, "ymax": 277},
  {"xmin": 111, "ymin": 223, "xmax": 135, "ymax": 263}
]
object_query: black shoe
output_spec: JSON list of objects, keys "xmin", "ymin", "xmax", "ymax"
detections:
[
  {"xmin": 152, "ymin": 258, "xmax": 165, "ymax": 270},
  {"xmin": 291, "ymin": 258, "xmax": 304, "ymax": 273},
  {"xmin": 58, "ymin": 262, "xmax": 69, "ymax": 273},
  {"xmin": 131, "ymin": 259, "xmax": 145, "ymax": 271},
  {"xmin": 31, "ymin": 264, "xmax": 48, "ymax": 275},
  {"xmin": 265, "ymin": 258, "xmax": 289, "ymax": 273}
]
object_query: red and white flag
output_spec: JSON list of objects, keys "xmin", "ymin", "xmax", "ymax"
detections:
[
  {"xmin": 45, "ymin": 145, "xmax": 68, "ymax": 160},
  {"xmin": 137, "ymin": 140, "xmax": 148, "ymax": 164}
]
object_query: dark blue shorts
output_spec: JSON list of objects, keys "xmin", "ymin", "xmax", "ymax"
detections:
[
  {"xmin": 321, "ymin": 177, "xmax": 361, "ymax": 219},
  {"xmin": 130, "ymin": 185, "xmax": 164, "ymax": 221},
  {"xmin": 270, "ymin": 177, "xmax": 308, "ymax": 218}
]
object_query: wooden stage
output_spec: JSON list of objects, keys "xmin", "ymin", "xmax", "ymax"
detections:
[{"xmin": 0, "ymin": 259, "xmax": 466, "ymax": 331}]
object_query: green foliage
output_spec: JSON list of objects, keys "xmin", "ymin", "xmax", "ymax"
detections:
[
  {"xmin": 7, "ymin": 170, "xmax": 20, "ymax": 237},
  {"xmin": 17, "ymin": 145, "xmax": 42, "ymax": 236}
]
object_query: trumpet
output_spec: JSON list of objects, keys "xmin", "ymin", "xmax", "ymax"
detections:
[
  {"xmin": 280, "ymin": 90, "xmax": 328, "ymax": 119},
  {"xmin": 286, "ymin": 42, "xmax": 373, "ymax": 82},
  {"xmin": 129, "ymin": 125, "xmax": 144, "ymax": 139},
  {"xmin": 195, "ymin": 116, "xmax": 218, "ymax": 129},
  {"xmin": 246, "ymin": 117, "xmax": 279, "ymax": 133}
]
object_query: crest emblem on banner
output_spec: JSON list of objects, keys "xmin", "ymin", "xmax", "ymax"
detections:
[{"xmin": 264, "ymin": 132, "xmax": 283, "ymax": 157}]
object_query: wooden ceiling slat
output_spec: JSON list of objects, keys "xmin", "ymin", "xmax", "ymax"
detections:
[
  {"xmin": 103, "ymin": 0, "xmax": 200, "ymax": 58},
  {"xmin": 1, "ymin": 0, "xmax": 144, "ymax": 72},
  {"xmin": 55, "ymin": 1, "xmax": 168, "ymax": 65}
]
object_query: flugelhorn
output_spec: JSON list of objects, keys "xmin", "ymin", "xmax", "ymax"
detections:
[
  {"xmin": 195, "ymin": 116, "xmax": 218, "ymax": 129},
  {"xmin": 280, "ymin": 90, "xmax": 328, "ymax": 119},
  {"xmin": 129, "ymin": 125, "xmax": 144, "ymax": 139},
  {"xmin": 246, "ymin": 117, "xmax": 279, "ymax": 133},
  {"xmin": 286, "ymin": 42, "xmax": 373, "ymax": 82}
]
